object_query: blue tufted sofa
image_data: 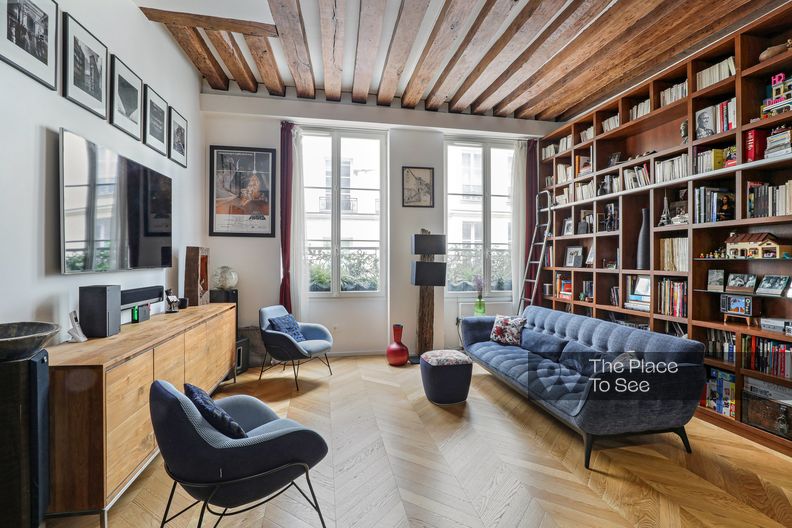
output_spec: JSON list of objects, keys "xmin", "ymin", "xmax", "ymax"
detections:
[{"xmin": 460, "ymin": 306, "xmax": 705, "ymax": 468}]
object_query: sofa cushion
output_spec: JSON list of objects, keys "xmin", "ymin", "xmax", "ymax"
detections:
[
  {"xmin": 559, "ymin": 340, "xmax": 619, "ymax": 377},
  {"xmin": 521, "ymin": 330, "xmax": 568, "ymax": 360},
  {"xmin": 268, "ymin": 314, "xmax": 306, "ymax": 342},
  {"xmin": 184, "ymin": 384, "xmax": 247, "ymax": 439},
  {"xmin": 490, "ymin": 315, "xmax": 526, "ymax": 345}
]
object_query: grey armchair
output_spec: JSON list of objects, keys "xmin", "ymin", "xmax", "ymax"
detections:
[
  {"xmin": 149, "ymin": 380, "xmax": 328, "ymax": 527},
  {"xmin": 259, "ymin": 305, "xmax": 333, "ymax": 389}
]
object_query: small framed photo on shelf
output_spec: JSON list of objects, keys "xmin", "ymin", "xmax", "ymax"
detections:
[
  {"xmin": 755, "ymin": 275, "xmax": 790, "ymax": 296},
  {"xmin": 562, "ymin": 218, "xmax": 574, "ymax": 236},
  {"xmin": 706, "ymin": 269, "xmax": 725, "ymax": 292},
  {"xmin": 607, "ymin": 152, "xmax": 622, "ymax": 167},
  {"xmin": 725, "ymin": 273, "xmax": 757, "ymax": 294},
  {"xmin": 585, "ymin": 247, "xmax": 594, "ymax": 266},
  {"xmin": 565, "ymin": 246, "xmax": 583, "ymax": 268}
]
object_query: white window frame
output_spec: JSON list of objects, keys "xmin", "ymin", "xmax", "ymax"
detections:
[
  {"xmin": 301, "ymin": 127, "xmax": 388, "ymax": 298},
  {"xmin": 444, "ymin": 137, "xmax": 516, "ymax": 300}
]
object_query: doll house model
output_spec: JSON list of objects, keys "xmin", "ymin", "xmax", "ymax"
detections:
[{"xmin": 725, "ymin": 232, "xmax": 792, "ymax": 259}]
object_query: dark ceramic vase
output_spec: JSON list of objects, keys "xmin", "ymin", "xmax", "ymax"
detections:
[
  {"xmin": 637, "ymin": 208, "xmax": 650, "ymax": 270},
  {"xmin": 387, "ymin": 324, "xmax": 409, "ymax": 366}
]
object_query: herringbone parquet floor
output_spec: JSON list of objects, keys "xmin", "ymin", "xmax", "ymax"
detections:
[{"xmin": 48, "ymin": 356, "xmax": 792, "ymax": 528}]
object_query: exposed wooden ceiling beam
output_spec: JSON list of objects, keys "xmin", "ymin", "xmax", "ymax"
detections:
[
  {"xmin": 448, "ymin": 0, "xmax": 564, "ymax": 113},
  {"xmin": 377, "ymin": 0, "xmax": 431, "ymax": 106},
  {"xmin": 205, "ymin": 30, "xmax": 258, "ymax": 93},
  {"xmin": 400, "ymin": 0, "xmax": 476, "ymax": 109},
  {"xmin": 543, "ymin": 0, "xmax": 780, "ymax": 120},
  {"xmin": 165, "ymin": 25, "xmax": 229, "ymax": 90},
  {"xmin": 318, "ymin": 0, "xmax": 345, "ymax": 101},
  {"xmin": 352, "ymin": 0, "xmax": 388, "ymax": 103},
  {"xmin": 424, "ymin": 0, "xmax": 521, "ymax": 111},
  {"xmin": 141, "ymin": 7, "xmax": 277, "ymax": 38},
  {"xmin": 267, "ymin": 0, "xmax": 316, "ymax": 98},
  {"xmin": 244, "ymin": 35, "xmax": 285, "ymax": 96}
]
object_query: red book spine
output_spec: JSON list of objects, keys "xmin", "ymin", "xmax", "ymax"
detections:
[{"xmin": 745, "ymin": 130, "xmax": 769, "ymax": 162}]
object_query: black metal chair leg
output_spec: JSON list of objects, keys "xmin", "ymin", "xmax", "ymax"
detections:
[
  {"xmin": 160, "ymin": 481, "xmax": 177, "ymax": 527},
  {"xmin": 259, "ymin": 351, "xmax": 268, "ymax": 381},
  {"xmin": 583, "ymin": 433, "xmax": 595, "ymax": 469},
  {"xmin": 212, "ymin": 508, "xmax": 227, "ymax": 528},
  {"xmin": 324, "ymin": 353, "xmax": 332, "ymax": 375},
  {"xmin": 197, "ymin": 502, "xmax": 208, "ymax": 528},
  {"xmin": 291, "ymin": 360, "xmax": 300, "ymax": 390},
  {"xmin": 676, "ymin": 426, "xmax": 692, "ymax": 453}
]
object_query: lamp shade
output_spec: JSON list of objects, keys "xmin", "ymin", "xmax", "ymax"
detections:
[
  {"xmin": 411, "ymin": 261, "xmax": 446, "ymax": 286},
  {"xmin": 412, "ymin": 234, "xmax": 446, "ymax": 255}
]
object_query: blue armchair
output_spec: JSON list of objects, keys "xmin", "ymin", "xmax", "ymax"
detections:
[
  {"xmin": 149, "ymin": 380, "xmax": 328, "ymax": 527},
  {"xmin": 259, "ymin": 305, "xmax": 333, "ymax": 389}
]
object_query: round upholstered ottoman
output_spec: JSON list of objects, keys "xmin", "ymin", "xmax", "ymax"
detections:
[{"xmin": 420, "ymin": 350, "xmax": 473, "ymax": 405}]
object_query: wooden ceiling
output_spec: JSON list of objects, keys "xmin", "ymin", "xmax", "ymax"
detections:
[{"xmin": 142, "ymin": 0, "xmax": 787, "ymax": 121}]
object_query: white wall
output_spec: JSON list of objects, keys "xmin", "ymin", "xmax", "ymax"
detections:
[{"xmin": 0, "ymin": 0, "xmax": 204, "ymax": 342}]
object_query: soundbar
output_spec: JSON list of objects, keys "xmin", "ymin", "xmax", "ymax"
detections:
[{"xmin": 120, "ymin": 286, "xmax": 164, "ymax": 309}]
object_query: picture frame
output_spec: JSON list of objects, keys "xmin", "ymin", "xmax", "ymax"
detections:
[
  {"xmin": 209, "ymin": 145, "xmax": 276, "ymax": 237},
  {"xmin": 755, "ymin": 275, "xmax": 789, "ymax": 296},
  {"xmin": 402, "ymin": 166, "xmax": 434, "ymax": 207},
  {"xmin": 725, "ymin": 273, "xmax": 757, "ymax": 294},
  {"xmin": 1, "ymin": 0, "xmax": 58, "ymax": 90},
  {"xmin": 562, "ymin": 217, "xmax": 574, "ymax": 236},
  {"xmin": 168, "ymin": 107, "xmax": 188, "ymax": 168},
  {"xmin": 585, "ymin": 247, "xmax": 594, "ymax": 266},
  {"xmin": 110, "ymin": 55, "xmax": 142, "ymax": 139},
  {"xmin": 144, "ymin": 85, "xmax": 168, "ymax": 155},
  {"xmin": 565, "ymin": 246, "xmax": 583, "ymax": 268},
  {"xmin": 63, "ymin": 13, "xmax": 107, "ymax": 118},
  {"xmin": 706, "ymin": 269, "xmax": 725, "ymax": 292},
  {"xmin": 607, "ymin": 152, "xmax": 622, "ymax": 167}
]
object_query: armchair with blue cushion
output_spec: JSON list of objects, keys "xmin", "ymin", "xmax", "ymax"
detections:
[
  {"xmin": 150, "ymin": 380, "xmax": 328, "ymax": 527},
  {"xmin": 259, "ymin": 305, "xmax": 333, "ymax": 389}
]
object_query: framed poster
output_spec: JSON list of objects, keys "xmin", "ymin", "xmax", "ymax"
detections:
[
  {"xmin": 144, "ymin": 85, "xmax": 167, "ymax": 154},
  {"xmin": 63, "ymin": 12, "xmax": 106, "ymax": 118},
  {"xmin": 110, "ymin": 55, "xmax": 142, "ymax": 139},
  {"xmin": 1, "ymin": 0, "xmax": 58, "ymax": 89},
  {"xmin": 209, "ymin": 145, "xmax": 276, "ymax": 237},
  {"xmin": 168, "ymin": 107, "xmax": 187, "ymax": 167},
  {"xmin": 402, "ymin": 166, "xmax": 434, "ymax": 207}
]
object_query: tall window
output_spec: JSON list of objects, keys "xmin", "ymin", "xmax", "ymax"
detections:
[
  {"xmin": 301, "ymin": 130, "xmax": 385, "ymax": 294},
  {"xmin": 446, "ymin": 140, "xmax": 515, "ymax": 295}
]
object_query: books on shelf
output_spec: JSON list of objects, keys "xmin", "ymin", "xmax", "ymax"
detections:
[
  {"xmin": 555, "ymin": 186, "xmax": 571, "ymax": 205},
  {"xmin": 745, "ymin": 129, "xmax": 769, "ymax": 162},
  {"xmin": 556, "ymin": 274, "xmax": 572, "ymax": 299},
  {"xmin": 657, "ymin": 278, "xmax": 687, "ymax": 318},
  {"xmin": 602, "ymin": 114, "xmax": 620, "ymax": 132},
  {"xmin": 695, "ymin": 56, "xmax": 735, "ymax": 90},
  {"xmin": 696, "ymin": 146, "xmax": 736, "ymax": 172},
  {"xmin": 659, "ymin": 79, "xmax": 688, "ymax": 107},
  {"xmin": 559, "ymin": 134, "xmax": 573, "ymax": 152},
  {"xmin": 629, "ymin": 98, "xmax": 651, "ymax": 121},
  {"xmin": 610, "ymin": 286, "xmax": 620, "ymax": 306},
  {"xmin": 557, "ymin": 163, "xmax": 573, "ymax": 183},
  {"xmin": 694, "ymin": 186, "xmax": 735, "ymax": 223},
  {"xmin": 694, "ymin": 97, "xmax": 736, "ymax": 139},
  {"xmin": 655, "ymin": 153, "xmax": 690, "ymax": 183},
  {"xmin": 765, "ymin": 128, "xmax": 792, "ymax": 159},
  {"xmin": 705, "ymin": 329, "xmax": 736, "ymax": 364},
  {"xmin": 624, "ymin": 275, "xmax": 651, "ymax": 312},
  {"xmin": 579, "ymin": 126, "xmax": 594, "ymax": 143},
  {"xmin": 741, "ymin": 335, "xmax": 791, "ymax": 380},
  {"xmin": 575, "ymin": 180, "xmax": 595, "ymax": 201},
  {"xmin": 747, "ymin": 180, "xmax": 792, "ymax": 218},
  {"xmin": 705, "ymin": 368, "xmax": 736, "ymax": 419},
  {"xmin": 575, "ymin": 153, "xmax": 592, "ymax": 175},
  {"xmin": 541, "ymin": 144, "xmax": 558, "ymax": 160},
  {"xmin": 597, "ymin": 173, "xmax": 621, "ymax": 195},
  {"xmin": 623, "ymin": 162, "xmax": 650, "ymax": 190},
  {"xmin": 659, "ymin": 237, "xmax": 689, "ymax": 272}
]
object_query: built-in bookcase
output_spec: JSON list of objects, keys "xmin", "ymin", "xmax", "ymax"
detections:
[{"xmin": 537, "ymin": 4, "xmax": 792, "ymax": 456}]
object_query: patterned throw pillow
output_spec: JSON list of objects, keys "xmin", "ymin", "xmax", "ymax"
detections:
[
  {"xmin": 184, "ymin": 383, "xmax": 247, "ymax": 439},
  {"xmin": 490, "ymin": 315, "xmax": 527, "ymax": 345},
  {"xmin": 268, "ymin": 314, "xmax": 306, "ymax": 342}
]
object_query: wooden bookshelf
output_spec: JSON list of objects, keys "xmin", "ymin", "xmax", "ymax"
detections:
[{"xmin": 536, "ymin": 3, "xmax": 792, "ymax": 456}]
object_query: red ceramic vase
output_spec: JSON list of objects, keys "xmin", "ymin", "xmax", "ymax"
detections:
[{"xmin": 387, "ymin": 324, "xmax": 409, "ymax": 366}]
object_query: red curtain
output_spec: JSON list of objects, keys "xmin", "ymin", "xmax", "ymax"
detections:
[
  {"xmin": 278, "ymin": 121, "xmax": 294, "ymax": 312},
  {"xmin": 524, "ymin": 139, "xmax": 539, "ymax": 302}
]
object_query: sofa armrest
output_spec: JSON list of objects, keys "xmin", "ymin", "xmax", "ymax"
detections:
[
  {"xmin": 573, "ymin": 363, "xmax": 706, "ymax": 436},
  {"xmin": 215, "ymin": 395, "xmax": 279, "ymax": 432},
  {"xmin": 460, "ymin": 316, "xmax": 496, "ymax": 349}
]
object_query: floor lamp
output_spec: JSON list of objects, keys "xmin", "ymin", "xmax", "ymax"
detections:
[{"xmin": 410, "ymin": 230, "xmax": 446, "ymax": 364}]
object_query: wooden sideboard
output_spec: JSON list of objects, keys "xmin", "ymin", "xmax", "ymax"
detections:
[{"xmin": 46, "ymin": 304, "xmax": 236, "ymax": 523}]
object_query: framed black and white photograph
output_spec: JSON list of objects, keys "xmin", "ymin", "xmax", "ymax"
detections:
[
  {"xmin": 209, "ymin": 145, "xmax": 276, "ymax": 237},
  {"xmin": 562, "ymin": 217, "xmax": 574, "ymax": 236},
  {"xmin": 725, "ymin": 273, "xmax": 757, "ymax": 294},
  {"xmin": 63, "ymin": 13, "xmax": 106, "ymax": 118},
  {"xmin": 168, "ymin": 107, "xmax": 187, "ymax": 167},
  {"xmin": 565, "ymin": 246, "xmax": 583, "ymax": 268},
  {"xmin": 110, "ymin": 55, "xmax": 141, "ymax": 139},
  {"xmin": 707, "ymin": 269, "xmax": 725, "ymax": 292},
  {"xmin": 144, "ymin": 85, "xmax": 168, "ymax": 155},
  {"xmin": 402, "ymin": 166, "xmax": 434, "ymax": 207},
  {"xmin": 1, "ymin": 0, "xmax": 58, "ymax": 89},
  {"xmin": 755, "ymin": 275, "xmax": 789, "ymax": 296}
]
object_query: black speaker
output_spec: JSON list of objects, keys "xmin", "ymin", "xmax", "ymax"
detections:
[
  {"xmin": 120, "ymin": 285, "xmax": 164, "ymax": 309},
  {"xmin": 79, "ymin": 285, "xmax": 121, "ymax": 338}
]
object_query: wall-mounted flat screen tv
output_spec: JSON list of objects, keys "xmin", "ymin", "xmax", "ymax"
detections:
[{"xmin": 60, "ymin": 129, "xmax": 172, "ymax": 274}]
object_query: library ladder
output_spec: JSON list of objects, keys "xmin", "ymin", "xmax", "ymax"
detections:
[{"xmin": 519, "ymin": 190, "xmax": 553, "ymax": 313}]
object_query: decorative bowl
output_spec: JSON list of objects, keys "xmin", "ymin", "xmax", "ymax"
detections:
[{"xmin": 0, "ymin": 322, "xmax": 60, "ymax": 361}]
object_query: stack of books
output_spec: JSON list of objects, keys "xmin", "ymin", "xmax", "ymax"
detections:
[
  {"xmin": 696, "ymin": 146, "xmax": 736, "ymax": 172},
  {"xmin": 659, "ymin": 237, "xmax": 689, "ymax": 272},
  {"xmin": 741, "ymin": 336, "xmax": 791, "ymax": 379},
  {"xmin": 766, "ymin": 128, "xmax": 791, "ymax": 159},
  {"xmin": 656, "ymin": 278, "xmax": 687, "ymax": 318},
  {"xmin": 655, "ymin": 153, "xmax": 690, "ymax": 183},
  {"xmin": 705, "ymin": 368, "xmax": 736, "ymax": 419},
  {"xmin": 556, "ymin": 274, "xmax": 572, "ymax": 299},
  {"xmin": 575, "ymin": 180, "xmax": 595, "ymax": 201},
  {"xmin": 659, "ymin": 79, "xmax": 688, "ymax": 106},
  {"xmin": 579, "ymin": 126, "xmax": 594, "ymax": 143},
  {"xmin": 629, "ymin": 99, "xmax": 651, "ymax": 120},
  {"xmin": 601, "ymin": 114, "xmax": 620, "ymax": 132},
  {"xmin": 747, "ymin": 180, "xmax": 792, "ymax": 217},
  {"xmin": 694, "ymin": 186, "xmax": 734, "ymax": 223},
  {"xmin": 623, "ymin": 162, "xmax": 650, "ymax": 189},
  {"xmin": 559, "ymin": 134, "xmax": 573, "ymax": 152},
  {"xmin": 695, "ymin": 56, "xmax": 735, "ymax": 90},
  {"xmin": 581, "ymin": 280, "xmax": 593, "ymax": 301},
  {"xmin": 541, "ymin": 144, "xmax": 557, "ymax": 160},
  {"xmin": 705, "ymin": 329, "xmax": 736, "ymax": 363},
  {"xmin": 624, "ymin": 275, "xmax": 650, "ymax": 312},
  {"xmin": 557, "ymin": 164, "xmax": 573, "ymax": 182}
]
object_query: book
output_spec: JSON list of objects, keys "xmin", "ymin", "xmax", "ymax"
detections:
[
  {"xmin": 659, "ymin": 79, "xmax": 688, "ymax": 107},
  {"xmin": 602, "ymin": 114, "xmax": 620, "ymax": 132},
  {"xmin": 696, "ymin": 56, "xmax": 735, "ymax": 90},
  {"xmin": 747, "ymin": 180, "xmax": 792, "ymax": 217},
  {"xmin": 741, "ymin": 336, "xmax": 791, "ymax": 380},
  {"xmin": 705, "ymin": 329, "xmax": 736, "ymax": 363},
  {"xmin": 655, "ymin": 153, "xmax": 690, "ymax": 183},
  {"xmin": 630, "ymin": 99, "xmax": 651, "ymax": 121},
  {"xmin": 656, "ymin": 278, "xmax": 687, "ymax": 317},
  {"xmin": 659, "ymin": 237, "xmax": 689, "ymax": 272},
  {"xmin": 745, "ymin": 129, "xmax": 768, "ymax": 162}
]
